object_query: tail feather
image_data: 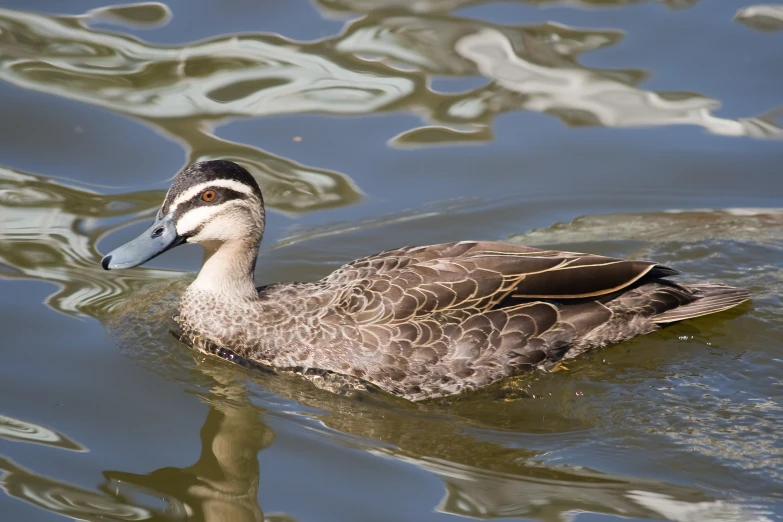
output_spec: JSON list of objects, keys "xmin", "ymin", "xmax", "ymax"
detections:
[{"xmin": 653, "ymin": 283, "xmax": 750, "ymax": 324}]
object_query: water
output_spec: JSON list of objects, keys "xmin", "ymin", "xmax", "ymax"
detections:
[{"xmin": 1, "ymin": 1, "xmax": 782, "ymax": 521}]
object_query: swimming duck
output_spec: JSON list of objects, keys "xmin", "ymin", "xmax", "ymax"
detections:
[{"xmin": 102, "ymin": 161, "xmax": 750, "ymax": 401}]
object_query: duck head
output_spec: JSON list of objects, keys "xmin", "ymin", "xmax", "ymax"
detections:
[{"xmin": 101, "ymin": 161, "xmax": 265, "ymax": 287}]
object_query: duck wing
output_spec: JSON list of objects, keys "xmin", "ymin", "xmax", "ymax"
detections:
[{"xmin": 327, "ymin": 241, "xmax": 675, "ymax": 324}]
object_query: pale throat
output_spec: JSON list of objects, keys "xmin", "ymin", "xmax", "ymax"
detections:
[{"xmin": 191, "ymin": 239, "xmax": 259, "ymax": 297}]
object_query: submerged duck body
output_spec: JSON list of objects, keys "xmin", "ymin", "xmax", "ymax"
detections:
[{"xmin": 102, "ymin": 161, "xmax": 750, "ymax": 401}]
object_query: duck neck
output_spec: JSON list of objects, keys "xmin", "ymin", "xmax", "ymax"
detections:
[{"xmin": 191, "ymin": 239, "xmax": 259, "ymax": 298}]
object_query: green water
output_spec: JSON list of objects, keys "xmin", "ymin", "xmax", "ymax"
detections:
[{"xmin": 1, "ymin": 1, "xmax": 782, "ymax": 521}]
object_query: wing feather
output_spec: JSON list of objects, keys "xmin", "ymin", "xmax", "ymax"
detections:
[{"xmin": 326, "ymin": 241, "xmax": 672, "ymax": 324}]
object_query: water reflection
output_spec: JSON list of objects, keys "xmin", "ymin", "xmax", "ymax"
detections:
[
  {"xmin": 0, "ymin": 3, "xmax": 779, "ymax": 190},
  {"xmin": 735, "ymin": 5, "xmax": 783, "ymax": 33},
  {"xmin": 0, "ymin": 456, "xmax": 153, "ymax": 521},
  {"xmin": 0, "ymin": 6, "xmax": 414, "ymax": 119},
  {"xmin": 85, "ymin": 2, "xmax": 172, "ymax": 30},
  {"xmin": 385, "ymin": 451, "xmax": 753, "ymax": 520},
  {"xmin": 453, "ymin": 27, "xmax": 780, "ymax": 138},
  {"xmin": 0, "ymin": 165, "xmax": 179, "ymax": 316},
  {"xmin": 513, "ymin": 208, "xmax": 783, "ymax": 249},
  {"xmin": 105, "ymin": 401, "xmax": 272, "ymax": 522},
  {"xmin": 335, "ymin": 10, "xmax": 781, "ymax": 143},
  {"xmin": 0, "ymin": 414, "xmax": 85, "ymax": 452},
  {"xmin": 1, "ymin": 373, "xmax": 771, "ymax": 522},
  {"xmin": 0, "ymin": 399, "xmax": 272, "ymax": 521},
  {"xmin": 316, "ymin": 0, "xmax": 701, "ymax": 13},
  {"xmin": 0, "ymin": 7, "xmax": 364, "ymax": 213}
]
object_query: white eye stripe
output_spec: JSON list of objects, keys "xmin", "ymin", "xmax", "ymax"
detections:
[
  {"xmin": 166, "ymin": 180, "xmax": 255, "ymax": 214},
  {"xmin": 175, "ymin": 200, "xmax": 250, "ymax": 236}
]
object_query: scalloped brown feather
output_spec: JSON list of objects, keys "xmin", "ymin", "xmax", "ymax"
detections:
[{"xmin": 177, "ymin": 240, "xmax": 750, "ymax": 401}]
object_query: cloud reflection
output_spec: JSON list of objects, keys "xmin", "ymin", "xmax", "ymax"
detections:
[
  {"xmin": 0, "ymin": 415, "xmax": 85, "ymax": 452},
  {"xmin": 333, "ymin": 11, "xmax": 782, "ymax": 143},
  {"xmin": 454, "ymin": 27, "xmax": 781, "ymax": 138},
  {"xmin": 0, "ymin": 7, "xmax": 365, "ymax": 214},
  {"xmin": 0, "ymin": 3, "xmax": 779, "ymax": 187},
  {"xmin": 735, "ymin": 5, "xmax": 783, "ymax": 32},
  {"xmin": 374, "ymin": 450, "xmax": 769, "ymax": 521},
  {"xmin": 0, "ymin": 165, "xmax": 182, "ymax": 316},
  {"xmin": 316, "ymin": 0, "xmax": 702, "ymax": 14},
  {"xmin": 0, "ymin": 456, "xmax": 152, "ymax": 522},
  {"xmin": 85, "ymin": 2, "xmax": 172, "ymax": 30}
]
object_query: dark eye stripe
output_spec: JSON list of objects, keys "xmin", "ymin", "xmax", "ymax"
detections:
[{"xmin": 173, "ymin": 188, "xmax": 249, "ymax": 218}]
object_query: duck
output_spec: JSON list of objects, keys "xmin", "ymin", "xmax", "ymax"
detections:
[{"xmin": 101, "ymin": 160, "xmax": 750, "ymax": 401}]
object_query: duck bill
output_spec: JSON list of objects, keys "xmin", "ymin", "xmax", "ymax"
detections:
[{"xmin": 101, "ymin": 213, "xmax": 185, "ymax": 270}]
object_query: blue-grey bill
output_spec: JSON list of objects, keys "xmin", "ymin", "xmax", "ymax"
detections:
[{"xmin": 101, "ymin": 213, "xmax": 185, "ymax": 270}]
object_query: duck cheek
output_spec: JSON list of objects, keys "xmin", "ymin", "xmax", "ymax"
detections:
[{"xmin": 185, "ymin": 225, "xmax": 217, "ymax": 245}]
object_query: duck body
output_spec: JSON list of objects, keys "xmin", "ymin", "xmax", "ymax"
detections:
[
  {"xmin": 176, "ymin": 240, "xmax": 747, "ymax": 401},
  {"xmin": 102, "ymin": 161, "xmax": 750, "ymax": 401}
]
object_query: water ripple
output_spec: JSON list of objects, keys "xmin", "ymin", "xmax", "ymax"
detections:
[
  {"xmin": 0, "ymin": 3, "xmax": 779, "ymax": 183},
  {"xmin": 316, "ymin": 0, "xmax": 701, "ymax": 14},
  {"xmin": 0, "ymin": 7, "xmax": 365, "ymax": 213},
  {"xmin": 0, "ymin": 165, "xmax": 179, "ymax": 316},
  {"xmin": 0, "ymin": 457, "xmax": 152, "ymax": 522},
  {"xmin": 0, "ymin": 415, "xmax": 85, "ymax": 452}
]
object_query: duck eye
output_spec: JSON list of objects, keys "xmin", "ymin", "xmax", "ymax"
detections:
[{"xmin": 201, "ymin": 190, "xmax": 217, "ymax": 202}]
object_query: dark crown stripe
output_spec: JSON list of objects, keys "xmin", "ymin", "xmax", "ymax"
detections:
[{"xmin": 161, "ymin": 161, "xmax": 262, "ymax": 215}]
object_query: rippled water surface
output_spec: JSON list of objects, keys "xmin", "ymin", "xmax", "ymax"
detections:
[{"xmin": 1, "ymin": 1, "xmax": 782, "ymax": 521}]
